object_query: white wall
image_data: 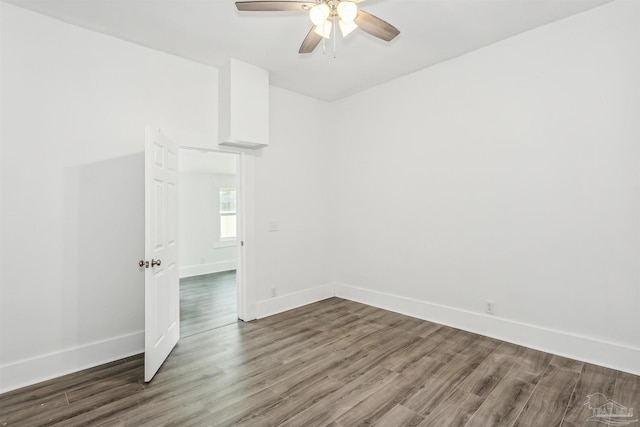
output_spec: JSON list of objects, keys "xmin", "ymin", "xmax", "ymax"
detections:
[
  {"xmin": 0, "ymin": 3, "xmax": 334, "ymax": 392},
  {"xmin": 0, "ymin": 3, "xmax": 217, "ymax": 392},
  {"xmin": 179, "ymin": 172, "xmax": 237, "ymax": 277},
  {"xmin": 331, "ymin": 0, "xmax": 640, "ymax": 374},
  {"xmin": 253, "ymin": 86, "xmax": 334, "ymax": 317}
]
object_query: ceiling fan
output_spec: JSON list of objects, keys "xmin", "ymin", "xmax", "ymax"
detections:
[{"xmin": 235, "ymin": 1, "xmax": 400, "ymax": 54}]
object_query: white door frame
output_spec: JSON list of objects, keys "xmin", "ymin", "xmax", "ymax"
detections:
[
  {"xmin": 177, "ymin": 146, "xmax": 251, "ymax": 321},
  {"xmin": 161, "ymin": 127, "xmax": 255, "ymax": 321}
]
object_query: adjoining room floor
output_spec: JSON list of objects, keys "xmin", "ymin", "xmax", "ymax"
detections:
[
  {"xmin": 180, "ymin": 270, "xmax": 237, "ymax": 337},
  {"xmin": 2, "ymin": 297, "xmax": 638, "ymax": 426}
]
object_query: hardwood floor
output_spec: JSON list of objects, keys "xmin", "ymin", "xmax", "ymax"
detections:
[
  {"xmin": 1, "ymin": 298, "xmax": 638, "ymax": 426},
  {"xmin": 180, "ymin": 271, "xmax": 237, "ymax": 338}
]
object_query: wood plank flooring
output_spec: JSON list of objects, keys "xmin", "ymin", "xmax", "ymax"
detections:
[
  {"xmin": 180, "ymin": 271, "xmax": 237, "ymax": 337},
  {"xmin": 1, "ymin": 298, "xmax": 638, "ymax": 426}
]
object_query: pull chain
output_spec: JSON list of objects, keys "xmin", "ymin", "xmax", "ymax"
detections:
[{"xmin": 333, "ymin": 15, "xmax": 337, "ymax": 58}]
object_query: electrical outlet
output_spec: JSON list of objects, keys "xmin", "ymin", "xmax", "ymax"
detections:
[
  {"xmin": 271, "ymin": 287, "xmax": 277, "ymax": 298},
  {"xmin": 269, "ymin": 221, "xmax": 279, "ymax": 232},
  {"xmin": 485, "ymin": 300, "xmax": 495, "ymax": 315}
]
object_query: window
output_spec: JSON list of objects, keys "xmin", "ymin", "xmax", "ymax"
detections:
[{"xmin": 219, "ymin": 188, "xmax": 237, "ymax": 240}]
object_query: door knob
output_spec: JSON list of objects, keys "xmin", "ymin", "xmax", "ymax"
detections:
[
  {"xmin": 138, "ymin": 260, "xmax": 149, "ymax": 268},
  {"xmin": 151, "ymin": 259, "xmax": 162, "ymax": 267}
]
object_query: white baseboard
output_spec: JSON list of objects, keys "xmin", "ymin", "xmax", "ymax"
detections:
[
  {"xmin": 179, "ymin": 261, "xmax": 236, "ymax": 278},
  {"xmin": 334, "ymin": 282, "xmax": 640, "ymax": 376},
  {"xmin": 0, "ymin": 331, "xmax": 144, "ymax": 394},
  {"xmin": 256, "ymin": 283, "xmax": 335, "ymax": 319},
  {"xmin": 4, "ymin": 283, "xmax": 637, "ymax": 395}
]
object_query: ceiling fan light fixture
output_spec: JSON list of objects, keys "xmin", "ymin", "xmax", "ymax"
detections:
[
  {"xmin": 337, "ymin": 1, "xmax": 357, "ymax": 22},
  {"xmin": 339, "ymin": 19, "xmax": 358, "ymax": 37},
  {"xmin": 313, "ymin": 20, "xmax": 332, "ymax": 39},
  {"xmin": 235, "ymin": 0, "xmax": 400, "ymax": 54},
  {"xmin": 309, "ymin": 3, "xmax": 330, "ymax": 26}
]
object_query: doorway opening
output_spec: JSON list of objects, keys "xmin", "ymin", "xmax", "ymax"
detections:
[{"xmin": 178, "ymin": 148, "xmax": 240, "ymax": 337}]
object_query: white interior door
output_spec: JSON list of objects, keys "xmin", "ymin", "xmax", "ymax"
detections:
[{"xmin": 144, "ymin": 126, "xmax": 180, "ymax": 382}]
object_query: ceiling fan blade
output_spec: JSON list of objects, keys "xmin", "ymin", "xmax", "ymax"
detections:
[
  {"xmin": 354, "ymin": 10, "xmax": 400, "ymax": 42},
  {"xmin": 236, "ymin": 1, "xmax": 315, "ymax": 12},
  {"xmin": 299, "ymin": 26, "xmax": 323, "ymax": 54}
]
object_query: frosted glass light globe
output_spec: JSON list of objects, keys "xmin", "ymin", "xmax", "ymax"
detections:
[
  {"xmin": 337, "ymin": 1, "xmax": 357, "ymax": 22},
  {"xmin": 313, "ymin": 20, "xmax": 332, "ymax": 39},
  {"xmin": 310, "ymin": 3, "xmax": 330, "ymax": 26},
  {"xmin": 339, "ymin": 19, "xmax": 358, "ymax": 37}
]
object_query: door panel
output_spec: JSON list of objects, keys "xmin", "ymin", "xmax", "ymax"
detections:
[{"xmin": 145, "ymin": 127, "xmax": 179, "ymax": 382}]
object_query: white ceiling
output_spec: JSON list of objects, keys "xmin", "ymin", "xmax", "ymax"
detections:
[{"xmin": 4, "ymin": 0, "xmax": 613, "ymax": 101}]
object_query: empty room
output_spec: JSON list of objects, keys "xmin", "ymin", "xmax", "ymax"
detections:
[{"xmin": 0, "ymin": 0, "xmax": 638, "ymax": 426}]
